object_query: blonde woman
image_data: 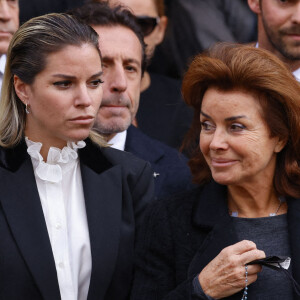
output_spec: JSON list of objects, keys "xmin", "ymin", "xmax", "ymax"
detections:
[{"xmin": 0, "ymin": 13, "xmax": 153, "ymax": 300}]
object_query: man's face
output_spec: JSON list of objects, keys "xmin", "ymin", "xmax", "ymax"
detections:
[
  {"xmin": 93, "ymin": 25, "xmax": 142, "ymax": 138},
  {"xmin": 109, "ymin": 0, "xmax": 167, "ymax": 58},
  {"xmin": 251, "ymin": 0, "xmax": 300, "ymax": 63},
  {"xmin": 0, "ymin": 0, "xmax": 19, "ymax": 55}
]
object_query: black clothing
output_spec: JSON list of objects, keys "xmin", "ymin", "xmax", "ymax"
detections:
[
  {"xmin": 136, "ymin": 72, "xmax": 193, "ymax": 150},
  {"xmin": 125, "ymin": 125, "xmax": 193, "ymax": 200},
  {"xmin": 19, "ymin": 0, "xmax": 84, "ymax": 24},
  {"xmin": 131, "ymin": 181, "xmax": 300, "ymax": 300},
  {"xmin": 150, "ymin": 0, "xmax": 257, "ymax": 78},
  {"xmin": 0, "ymin": 138, "xmax": 154, "ymax": 300}
]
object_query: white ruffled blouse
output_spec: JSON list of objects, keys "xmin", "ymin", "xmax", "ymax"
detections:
[{"xmin": 26, "ymin": 138, "xmax": 92, "ymax": 300}]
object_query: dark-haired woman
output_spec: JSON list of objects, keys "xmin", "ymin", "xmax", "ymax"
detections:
[{"xmin": 131, "ymin": 43, "xmax": 300, "ymax": 300}]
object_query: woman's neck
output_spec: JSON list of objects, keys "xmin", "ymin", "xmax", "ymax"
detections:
[{"xmin": 227, "ymin": 184, "xmax": 287, "ymax": 218}]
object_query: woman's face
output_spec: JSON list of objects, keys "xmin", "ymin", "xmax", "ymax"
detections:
[
  {"xmin": 199, "ymin": 87, "xmax": 285, "ymax": 187},
  {"xmin": 15, "ymin": 44, "xmax": 103, "ymax": 148}
]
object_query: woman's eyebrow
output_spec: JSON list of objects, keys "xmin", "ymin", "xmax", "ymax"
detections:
[{"xmin": 225, "ymin": 115, "xmax": 247, "ymax": 121}]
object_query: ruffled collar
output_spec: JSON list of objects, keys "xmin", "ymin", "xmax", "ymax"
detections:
[{"xmin": 25, "ymin": 137, "xmax": 86, "ymax": 183}]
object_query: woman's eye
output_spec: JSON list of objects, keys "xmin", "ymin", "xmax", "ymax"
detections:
[
  {"xmin": 53, "ymin": 81, "xmax": 71, "ymax": 88},
  {"xmin": 201, "ymin": 121, "xmax": 215, "ymax": 131},
  {"xmin": 230, "ymin": 123, "xmax": 246, "ymax": 132},
  {"xmin": 89, "ymin": 79, "xmax": 104, "ymax": 87}
]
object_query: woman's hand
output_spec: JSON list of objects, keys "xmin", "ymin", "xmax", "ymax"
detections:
[{"xmin": 198, "ymin": 240, "xmax": 265, "ymax": 299}]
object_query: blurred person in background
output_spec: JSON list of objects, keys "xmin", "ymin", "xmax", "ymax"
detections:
[
  {"xmin": 19, "ymin": 0, "xmax": 83, "ymax": 23},
  {"xmin": 0, "ymin": 0, "xmax": 19, "ymax": 90},
  {"xmin": 151, "ymin": 0, "xmax": 257, "ymax": 79},
  {"xmin": 71, "ymin": 2, "xmax": 193, "ymax": 200},
  {"xmin": 93, "ymin": 0, "xmax": 193, "ymax": 150},
  {"xmin": 248, "ymin": 0, "xmax": 300, "ymax": 81}
]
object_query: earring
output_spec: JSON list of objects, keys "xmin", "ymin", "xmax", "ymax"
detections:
[{"xmin": 25, "ymin": 103, "xmax": 30, "ymax": 114}]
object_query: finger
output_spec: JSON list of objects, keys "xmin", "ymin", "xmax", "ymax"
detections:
[
  {"xmin": 245, "ymin": 264, "xmax": 262, "ymax": 275},
  {"xmin": 229, "ymin": 240, "xmax": 257, "ymax": 255},
  {"xmin": 240, "ymin": 249, "xmax": 266, "ymax": 265}
]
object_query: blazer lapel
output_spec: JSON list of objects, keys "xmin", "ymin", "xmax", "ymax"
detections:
[
  {"xmin": 187, "ymin": 182, "xmax": 242, "ymax": 300},
  {"xmin": 188, "ymin": 182, "xmax": 238, "ymax": 275},
  {"xmin": 80, "ymin": 142, "xmax": 123, "ymax": 300},
  {"xmin": 0, "ymin": 145, "xmax": 60, "ymax": 300}
]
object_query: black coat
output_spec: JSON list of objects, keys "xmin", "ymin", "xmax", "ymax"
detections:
[
  {"xmin": 0, "ymin": 138, "xmax": 154, "ymax": 300},
  {"xmin": 125, "ymin": 125, "xmax": 193, "ymax": 199},
  {"xmin": 136, "ymin": 73, "xmax": 193, "ymax": 149},
  {"xmin": 131, "ymin": 181, "xmax": 300, "ymax": 300}
]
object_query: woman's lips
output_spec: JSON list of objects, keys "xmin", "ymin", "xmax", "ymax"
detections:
[
  {"xmin": 211, "ymin": 158, "xmax": 238, "ymax": 167},
  {"xmin": 69, "ymin": 116, "xmax": 94, "ymax": 125}
]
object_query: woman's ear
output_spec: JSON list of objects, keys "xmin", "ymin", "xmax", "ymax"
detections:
[
  {"xmin": 275, "ymin": 138, "xmax": 287, "ymax": 153},
  {"xmin": 13, "ymin": 75, "xmax": 30, "ymax": 105}
]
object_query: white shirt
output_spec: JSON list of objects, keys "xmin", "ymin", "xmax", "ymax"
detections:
[
  {"xmin": 108, "ymin": 130, "xmax": 127, "ymax": 151},
  {"xmin": 0, "ymin": 54, "xmax": 6, "ymax": 91},
  {"xmin": 255, "ymin": 42, "xmax": 300, "ymax": 81},
  {"xmin": 292, "ymin": 67, "xmax": 300, "ymax": 82},
  {"xmin": 26, "ymin": 138, "xmax": 92, "ymax": 300}
]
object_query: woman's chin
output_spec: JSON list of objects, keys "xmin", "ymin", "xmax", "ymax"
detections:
[
  {"xmin": 66, "ymin": 132, "xmax": 91, "ymax": 143},
  {"xmin": 211, "ymin": 174, "xmax": 237, "ymax": 186}
]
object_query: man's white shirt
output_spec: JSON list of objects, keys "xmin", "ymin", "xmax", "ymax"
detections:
[
  {"xmin": 108, "ymin": 130, "xmax": 127, "ymax": 151},
  {"xmin": 0, "ymin": 54, "xmax": 6, "ymax": 91}
]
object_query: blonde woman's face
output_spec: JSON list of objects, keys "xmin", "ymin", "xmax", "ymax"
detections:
[{"xmin": 16, "ymin": 44, "xmax": 103, "ymax": 148}]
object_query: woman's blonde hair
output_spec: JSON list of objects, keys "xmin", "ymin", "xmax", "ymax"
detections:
[{"xmin": 0, "ymin": 13, "xmax": 106, "ymax": 148}]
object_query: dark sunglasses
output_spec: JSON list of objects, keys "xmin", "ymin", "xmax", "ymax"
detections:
[{"xmin": 135, "ymin": 16, "xmax": 160, "ymax": 36}]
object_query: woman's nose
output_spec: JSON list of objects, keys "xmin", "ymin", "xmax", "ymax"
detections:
[{"xmin": 209, "ymin": 130, "xmax": 229, "ymax": 151}]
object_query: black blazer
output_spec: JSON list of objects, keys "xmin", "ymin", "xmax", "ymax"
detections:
[
  {"xmin": 125, "ymin": 125, "xmax": 193, "ymax": 199},
  {"xmin": 0, "ymin": 138, "xmax": 154, "ymax": 300},
  {"xmin": 131, "ymin": 181, "xmax": 300, "ymax": 300}
]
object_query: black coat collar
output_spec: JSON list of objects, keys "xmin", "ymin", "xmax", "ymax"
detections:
[
  {"xmin": 192, "ymin": 180, "xmax": 230, "ymax": 229},
  {"xmin": 0, "ymin": 138, "xmax": 113, "ymax": 173}
]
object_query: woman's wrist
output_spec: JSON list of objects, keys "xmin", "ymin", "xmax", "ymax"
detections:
[{"xmin": 193, "ymin": 275, "xmax": 215, "ymax": 300}]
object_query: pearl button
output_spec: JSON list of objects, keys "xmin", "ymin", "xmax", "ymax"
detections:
[
  {"xmin": 55, "ymin": 223, "xmax": 62, "ymax": 230},
  {"xmin": 58, "ymin": 262, "xmax": 64, "ymax": 268}
]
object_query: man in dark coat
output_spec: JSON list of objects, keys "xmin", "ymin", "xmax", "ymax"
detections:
[{"xmin": 71, "ymin": 2, "xmax": 193, "ymax": 199}]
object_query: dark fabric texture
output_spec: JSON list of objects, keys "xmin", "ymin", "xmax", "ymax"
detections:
[
  {"xmin": 131, "ymin": 181, "xmax": 300, "ymax": 300},
  {"xmin": 19, "ymin": 0, "xmax": 84, "ymax": 24},
  {"xmin": 150, "ymin": 0, "xmax": 257, "ymax": 79},
  {"xmin": 125, "ymin": 125, "xmax": 194, "ymax": 200},
  {"xmin": 136, "ymin": 72, "xmax": 193, "ymax": 150},
  {"xmin": 0, "ymin": 138, "xmax": 154, "ymax": 300},
  {"xmin": 231, "ymin": 215, "xmax": 293, "ymax": 299}
]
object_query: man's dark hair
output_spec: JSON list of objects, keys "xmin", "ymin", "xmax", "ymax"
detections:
[{"xmin": 69, "ymin": 1, "xmax": 147, "ymax": 74}]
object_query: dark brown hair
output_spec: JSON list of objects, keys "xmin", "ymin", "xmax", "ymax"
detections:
[
  {"xmin": 70, "ymin": 1, "xmax": 147, "ymax": 74},
  {"xmin": 154, "ymin": 0, "xmax": 165, "ymax": 16},
  {"xmin": 182, "ymin": 43, "xmax": 300, "ymax": 198}
]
